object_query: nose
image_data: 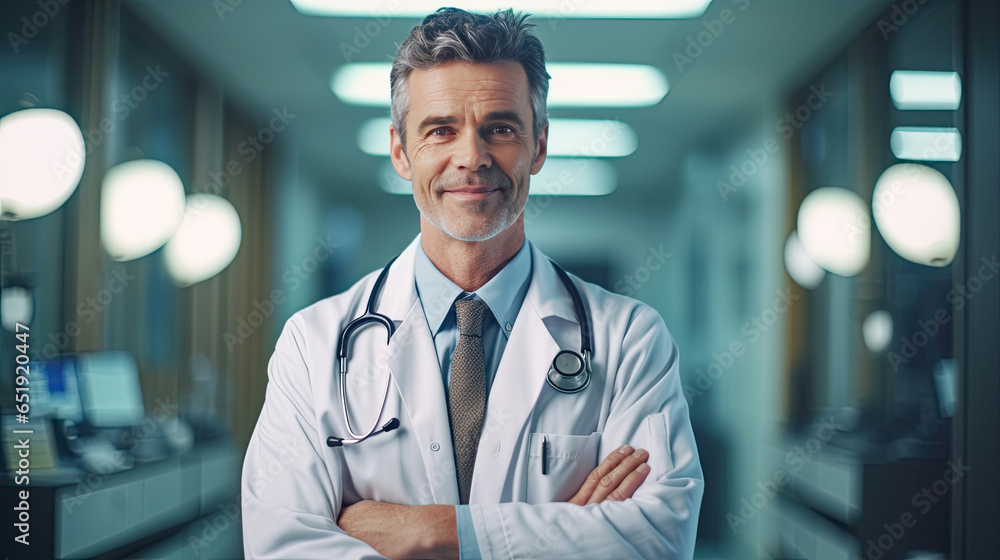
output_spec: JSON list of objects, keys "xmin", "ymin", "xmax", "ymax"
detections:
[{"xmin": 452, "ymin": 129, "xmax": 492, "ymax": 171}]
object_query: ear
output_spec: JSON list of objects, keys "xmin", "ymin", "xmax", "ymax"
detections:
[
  {"xmin": 389, "ymin": 125, "xmax": 412, "ymax": 181},
  {"xmin": 530, "ymin": 122, "xmax": 548, "ymax": 175}
]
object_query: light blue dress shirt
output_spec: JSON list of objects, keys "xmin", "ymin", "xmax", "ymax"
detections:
[{"xmin": 413, "ymin": 238, "xmax": 533, "ymax": 560}]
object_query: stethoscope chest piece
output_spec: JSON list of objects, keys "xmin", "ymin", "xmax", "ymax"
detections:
[{"xmin": 547, "ymin": 349, "xmax": 591, "ymax": 393}]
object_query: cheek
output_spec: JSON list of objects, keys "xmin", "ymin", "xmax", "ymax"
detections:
[
  {"xmin": 412, "ymin": 148, "xmax": 450, "ymax": 175},
  {"xmin": 407, "ymin": 157, "xmax": 437, "ymax": 189}
]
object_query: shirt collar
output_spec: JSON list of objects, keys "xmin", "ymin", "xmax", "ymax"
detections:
[{"xmin": 414, "ymin": 238, "xmax": 532, "ymax": 338}]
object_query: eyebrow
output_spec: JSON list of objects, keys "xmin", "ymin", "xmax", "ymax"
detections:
[
  {"xmin": 415, "ymin": 110, "xmax": 527, "ymax": 134},
  {"xmin": 416, "ymin": 115, "xmax": 458, "ymax": 134},
  {"xmin": 483, "ymin": 110, "xmax": 526, "ymax": 131}
]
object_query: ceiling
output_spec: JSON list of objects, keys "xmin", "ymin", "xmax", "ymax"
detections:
[{"xmin": 125, "ymin": 0, "xmax": 896, "ymax": 205}]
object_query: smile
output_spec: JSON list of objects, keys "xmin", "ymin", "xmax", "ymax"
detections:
[{"xmin": 444, "ymin": 188, "xmax": 500, "ymax": 200}]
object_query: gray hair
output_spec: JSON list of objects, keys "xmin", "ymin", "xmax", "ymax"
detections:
[{"xmin": 390, "ymin": 7, "xmax": 550, "ymax": 150}]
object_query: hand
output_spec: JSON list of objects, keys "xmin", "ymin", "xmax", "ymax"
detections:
[
  {"xmin": 337, "ymin": 500, "xmax": 459, "ymax": 560},
  {"xmin": 566, "ymin": 445, "xmax": 650, "ymax": 506}
]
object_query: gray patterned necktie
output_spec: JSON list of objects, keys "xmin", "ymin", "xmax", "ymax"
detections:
[{"xmin": 449, "ymin": 297, "xmax": 488, "ymax": 505}]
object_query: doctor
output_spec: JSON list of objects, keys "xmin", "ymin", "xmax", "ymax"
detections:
[{"xmin": 242, "ymin": 7, "xmax": 702, "ymax": 560}]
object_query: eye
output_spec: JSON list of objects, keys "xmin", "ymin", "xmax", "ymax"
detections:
[
  {"xmin": 491, "ymin": 125, "xmax": 514, "ymax": 135},
  {"xmin": 430, "ymin": 127, "xmax": 452, "ymax": 137}
]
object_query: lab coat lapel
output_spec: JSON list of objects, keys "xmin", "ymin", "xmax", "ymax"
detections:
[
  {"xmin": 377, "ymin": 235, "xmax": 461, "ymax": 504},
  {"xmin": 471, "ymin": 242, "xmax": 576, "ymax": 504}
]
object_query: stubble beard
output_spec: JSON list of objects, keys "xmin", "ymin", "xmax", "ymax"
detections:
[{"xmin": 417, "ymin": 168, "xmax": 526, "ymax": 242}]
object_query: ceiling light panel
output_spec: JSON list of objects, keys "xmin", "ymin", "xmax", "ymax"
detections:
[
  {"xmin": 890, "ymin": 127, "xmax": 962, "ymax": 162},
  {"xmin": 294, "ymin": 0, "xmax": 712, "ymax": 19},
  {"xmin": 889, "ymin": 71, "xmax": 962, "ymax": 110},
  {"xmin": 332, "ymin": 63, "xmax": 668, "ymax": 108}
]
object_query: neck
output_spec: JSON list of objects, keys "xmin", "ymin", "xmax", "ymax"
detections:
[{"xmin": 419, "ymin": 214, "xmax": 525, "ymax": 292}]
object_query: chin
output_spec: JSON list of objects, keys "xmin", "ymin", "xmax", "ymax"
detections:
[
  {"xmin": 418, "ymin": 194, "xmax": 526, "ymax": 242},
  {"xmin": 441, "ymin": 223, "xmax": 505, "ymax": 242},
  {"xmin": 436, "ymin": 212, "xmax": 515, "ymax": 242}
]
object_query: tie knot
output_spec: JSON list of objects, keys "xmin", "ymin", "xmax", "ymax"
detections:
[{"xmin": 454, "ymin": 297, "xmax": 488, "ymax": 337}]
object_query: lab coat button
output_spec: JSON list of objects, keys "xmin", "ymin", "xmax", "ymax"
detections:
[{"xmin": 430, "ymin": 442, "xmax": 441, "ymax": 451}]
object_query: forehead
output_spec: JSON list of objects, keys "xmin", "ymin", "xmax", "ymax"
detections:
[{"xmin": 405, "ymin": 60, "xmax": 532, "ymax": 117}]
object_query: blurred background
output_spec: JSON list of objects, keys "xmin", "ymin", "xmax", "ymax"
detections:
[{"xmin": 0, "ymin": 0, "xmax": 997, "ymax": 558}]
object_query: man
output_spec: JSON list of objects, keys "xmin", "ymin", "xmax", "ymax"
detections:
[{"xmin": 242, "ymin": 8, "xmax": 702, "ymax": 559}]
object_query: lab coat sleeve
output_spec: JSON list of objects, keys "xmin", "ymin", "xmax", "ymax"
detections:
[
  {"xmin": 242, "ymin": 315, "xmax": 389, "ymax": 560},
  {"xmin": 467, "ymin": 305, "xmax": 704, "ymax": 560}
]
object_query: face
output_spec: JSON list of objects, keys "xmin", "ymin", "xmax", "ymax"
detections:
[{"xmin": 390, "ymin": 60, "xmax": 547, "ymax": 242}]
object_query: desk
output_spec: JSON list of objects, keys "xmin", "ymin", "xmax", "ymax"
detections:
[{"xmin": 1, "ymin": 443, "xmax": 242, "ymax": 559}]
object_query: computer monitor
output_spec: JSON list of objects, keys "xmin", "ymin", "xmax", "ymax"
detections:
[
  {"xmin": 32, "ymin": 356, "xmax": 83, "ymax": 423},
  {"xmin": 75, "ymin": 351, "xmax": 145, "ymax": 428}
]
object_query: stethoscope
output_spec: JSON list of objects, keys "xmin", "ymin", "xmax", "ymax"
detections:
[{"xmin": 326, "ymin": 254, "xmax": 592, "ymax": 447}]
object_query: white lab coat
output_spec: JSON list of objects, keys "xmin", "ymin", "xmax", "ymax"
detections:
[{"xmin": 242, "ymin": 234, "xmax": 703, "ymax": 559}]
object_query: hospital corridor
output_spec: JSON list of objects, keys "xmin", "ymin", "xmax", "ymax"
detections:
[{"xmin": 0, "ymin": 0, "xmax": 997, "ymax": 558}]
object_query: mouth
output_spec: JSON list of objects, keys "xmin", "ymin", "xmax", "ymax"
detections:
[{"xmin": 444, "ymin": 186, "xmax": 501, "ymax": 200}]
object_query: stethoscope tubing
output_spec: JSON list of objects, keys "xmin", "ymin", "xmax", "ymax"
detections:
[
  {"xmin": 329, "ymin": 252, "xmax": 592, "ymax": 447},
  {"xmin": 334, "ymin": 256, "xmax": 399, "ymax": 443}
]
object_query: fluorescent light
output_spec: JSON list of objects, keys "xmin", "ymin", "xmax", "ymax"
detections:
[
  {"xmin": 890, "ymin": 127, "xmax": 961, "ymax": 162},
  {"xmin": 872, "ymin": 163, "xmax": 960, "ymax": 267},
  {"xmin": 889, "ymin": 71, "xmax": 961, "ymax": 110},
  {"xmin": 531, "ymin": 158, "xmax": 617, "ymax": 195},
  {"xmin": 796, "ymin": 187, "xmax": 870, "ymax": 277},
  {"xmin": 784, "ymin": 231, "xmax": 825, "ymax": 289},
  {"xmin": 164, "ymin": 195, "xmax": 242, "ymax": 287},
  {"xmin": 294, "ymin": 0, "xmax": 712, "ymax": 18},
  {"xmin": 378, "ymin": 157, "xmax": 616, "ymax": 196},
  {"xmin": 331, "ymin": 63, "xmax": 390, "ymax": 107},
  {"xmin": 332, "ymin": 63, "xmax": 668, "ymax": 108},
  {"xmin": 550, "ymin": 64, "xmax": 668, "ymax": 107},
  {"xmin": 549, "ymin": 119, "xmax": 637, "ymax": 156},
  {"xmin": 358, "ymin": 118, "xmax": 392, "ymax": 155},
  {"xmin": 0, "ymin": 108, "xmax": 85, "ymax": 220},
  {"xmin": 101, "ymin": 160, "xmax": 187, "ymax": 262},
  {"xmin": 359, "ymin": 117, "xmax": 637, "ymax": 157}
]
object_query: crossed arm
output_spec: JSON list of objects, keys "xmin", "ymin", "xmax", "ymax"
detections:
[{"xmin": 336, "ymin": 445, "xmax": 653, "ymax": 559}]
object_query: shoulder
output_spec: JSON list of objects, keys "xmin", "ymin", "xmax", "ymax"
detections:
[
  {"xmin": 278, "ymin": 267, "xmax": 383, "ymax": 353},
  {"xmin": 570, "ymin": 273, "xmax": 672, "ymax": 342},
  {"xmin": 561, "ymin": 272, "xmax": 678, "ymax": 386},
  {"xmin": 566, "ymin": 277, "xmax": 680, "ymax": 402}
]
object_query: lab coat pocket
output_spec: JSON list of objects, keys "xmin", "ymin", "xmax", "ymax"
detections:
[{"xmin": 526, "ymin": 432, "xmax": 601, "ymax": 503}]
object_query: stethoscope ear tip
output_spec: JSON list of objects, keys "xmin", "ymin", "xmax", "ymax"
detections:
[{"xmin": 327, "ymin": 437, "xmax": 344, "ymax": 448}]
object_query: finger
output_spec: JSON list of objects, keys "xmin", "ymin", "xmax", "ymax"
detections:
[
  {"xmin": 569, "ymin": 445, "xmax": 632, "ymax": 505},
  {"xmin": 587, "ymin": 448, "xmax": 648, "ymax": 504},
  {"xmin": 604, "ymin": 463, "xmax": 651, "ymax": 502},
  {"xmin": 586, "ymin": 448, "xmax": 649, "ymax": 505},
  {"xmin": 568, "ymin": 445, "xmax": 634, "ymax": 505}
]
